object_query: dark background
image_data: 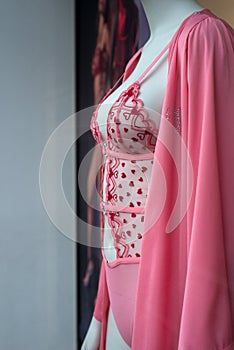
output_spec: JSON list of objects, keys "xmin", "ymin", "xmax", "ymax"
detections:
[{"xmin": 75, "ymin": 1, "xmax": 101, "ymax": 348}]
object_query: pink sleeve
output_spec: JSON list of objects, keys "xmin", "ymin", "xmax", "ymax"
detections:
[
  {"xmin": 132, "ymin": 15, "xmax": 234, "ymax": 350},
  {"xmin": 179, "ymin": 17, "xmax": 234, "ymax": 347},
  {"xmin": 93, "ymin": 259, "xmax": 109, "ymax": 322},
  {"xmin": 93, "ymin": 259, "xmax": 110, "ymax": 350}
]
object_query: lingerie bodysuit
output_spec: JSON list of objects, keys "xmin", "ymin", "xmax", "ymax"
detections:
[{"xmin": 90, "ymin": 42, "xmax": 170, "ymax": 348}]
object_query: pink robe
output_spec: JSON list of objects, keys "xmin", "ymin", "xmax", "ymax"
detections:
[{"xmin": 93, "ymin": 8, "xmax": 234, "ymax": 349}]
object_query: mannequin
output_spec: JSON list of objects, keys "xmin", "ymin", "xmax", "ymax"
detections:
[{"xmin": 81, "ymin": 1, "xmax": 206, "ymax": 349}]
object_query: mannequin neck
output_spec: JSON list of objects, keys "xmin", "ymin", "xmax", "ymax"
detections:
[{"xmin": 141, "ymin": 0, "xmax": 205, "ymax": 41}]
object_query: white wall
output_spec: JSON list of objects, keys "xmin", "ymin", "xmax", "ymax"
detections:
[{"xmin": 0, "ymin": 0, "xmax": 77, "ymax": 349}]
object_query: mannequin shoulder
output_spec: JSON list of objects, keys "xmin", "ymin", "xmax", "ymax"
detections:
[
  {"xmin": 185, "ymin": 14, "xmax": 234, "ymax": 79},
  {"xmin": 187, "ymin": 13, "xmax": 234, "ymax": 48}
]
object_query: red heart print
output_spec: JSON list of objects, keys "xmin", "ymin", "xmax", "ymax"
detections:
[{"xmin": 137, "ymin": 132, "xmax": 145, "ymax": 140}]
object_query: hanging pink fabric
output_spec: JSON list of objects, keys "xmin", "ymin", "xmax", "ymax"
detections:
[{"xmin": 93, "ymin": 8, "xmax": 234, "ymax": 350}]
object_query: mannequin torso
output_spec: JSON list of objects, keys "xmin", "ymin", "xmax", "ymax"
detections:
[
  {"xmin": 81, "ymin": 1, "xmax": 205, "ymax": 349},
  {"xmin": 99, "ymin": 1, "xmax": 204, "ymax": 267}
]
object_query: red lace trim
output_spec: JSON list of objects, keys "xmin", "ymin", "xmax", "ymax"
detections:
[
  {"xmin": 106, "ymin": 82, "xmax": 158, "ymax": 154},
  {"xmin": 93, "ymin": 82, "xmax": 157, "ymax": 259}
]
